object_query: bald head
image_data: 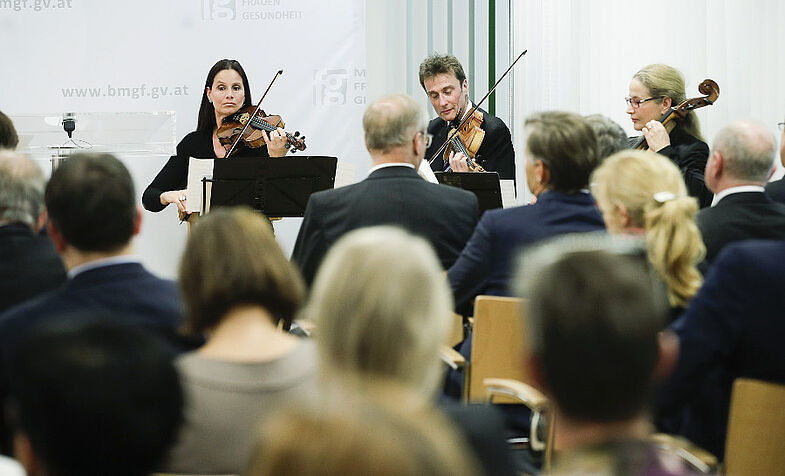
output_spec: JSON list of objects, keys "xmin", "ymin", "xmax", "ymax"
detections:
[
  {"xmin": 363, "ymin": 94, "xmax": 426, "ymax": 162},
  {"xmin": 0, "ymin": 150, "xmax": 45, "ymax": 228},
  {"xmin": 712, "ymin": 121, "xmax": 776, "ymax": 184}
]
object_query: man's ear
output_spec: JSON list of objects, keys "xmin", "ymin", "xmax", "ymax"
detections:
[
  {"xmin": 537, "ymin": 161, "xmax": 551, "ymax": 187},
  {"xmin": 133, "ymin": 206, "xmax": 143, "ymax": 236},
  {"xmin": 653, "ymin": 330, "xmax": 680, "ymax": 381},
  {"xmin": 34, "ymin": 209, "xmax": 47, "ymax": 234},
  {"xmin": 46, "ymin": 219, "xmax": 67, "ymax": 253},
  {"xmin": 14, "ymin": 432, "xmax": 41, "ymax": 476}
]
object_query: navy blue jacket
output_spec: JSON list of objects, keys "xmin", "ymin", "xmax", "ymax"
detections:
[
  {"xmin": 447, "ymin": 190, "xmax": 605, "ymax": 314},
  {"xmin": 657, "ymin": 240, "xmax": 785, "ymax": 459}
]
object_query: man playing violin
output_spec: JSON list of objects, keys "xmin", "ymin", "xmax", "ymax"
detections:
[{"xmin": 419, "ymin": 54, "xmax": 515, "ymax": 180}]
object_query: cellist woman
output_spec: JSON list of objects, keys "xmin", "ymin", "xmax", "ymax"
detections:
[{"xmin": 627, "ymin": 63, "xmax": 713, "ymax": 208}]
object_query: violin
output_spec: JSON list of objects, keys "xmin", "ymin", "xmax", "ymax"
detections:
[
  {"xmin": 444, "ymin": 108, "xmax": 486, "ymax": 172},
  {"xmin": 217, "ymin": 106, "xmax": 307, "ymax": 153},
  {"xmin": 634, "ymin": 79, "xmax": 720, "ymax": 150}
]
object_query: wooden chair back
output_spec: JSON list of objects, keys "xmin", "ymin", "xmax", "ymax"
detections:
[
  {"xmin": 724, "ymin": 378, "xmax": 785, "ymax": 476},
  {"xmin": 467, "ymin": 295, "xmax": 528, "ymax": 402}
]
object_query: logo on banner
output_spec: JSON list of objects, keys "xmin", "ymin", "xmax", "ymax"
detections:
[
  {"xmin": 313, "ymin": 68, "xmax": 366, "ymax": 106},
  {"xmin": 202, "ymin": 0, "xmax": 303, "ymax": 22},
  {"xmin": 203, "ymin": 0, "xmax": 236, "ymax": 20}
]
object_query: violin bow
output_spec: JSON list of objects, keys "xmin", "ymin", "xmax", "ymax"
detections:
[
  {"xmin": 429, "ymin": 49, "xmax": 528, "ymax": 167},
  {"xmin": 225, "ymin": 69, "xmax": 284, "ymax": 158}
]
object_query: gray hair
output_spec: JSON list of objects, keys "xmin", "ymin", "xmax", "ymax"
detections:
[
  {"xmin": 0, "ymin": 150, "xmax": 45, "ymax": 227},
  {"xmin": 307, "ymin": 226, "xmax": 452, "ymax": 398},
  {"xmin": 363, "ymin": 94, "xmax": 426, "ymax": 153},
  {"xmin": 712, "ymin": 121, "xmax": 777, "ymax": 183},
  {"xmin": 584, "ymin": 114, "xmax": 628, "ymax": 161}
]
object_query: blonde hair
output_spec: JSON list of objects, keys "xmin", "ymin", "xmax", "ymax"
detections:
[
  {"xmin": 244, "ymin": 390, "xmax": 479, "ymax": 476},
  {"xmin": 591, "ymin": 150, "xmax": 705, "ymax": 308},
  {"xmin": 633, "ymin": 63, "xmax": 704, "ymax": 142},
  {"xmin": 306, "ymin": 226, "xmax": 452, "ymax": 397}
]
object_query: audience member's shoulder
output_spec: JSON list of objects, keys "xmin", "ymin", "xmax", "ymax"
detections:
[
  {"xmin": 716, "ymin": 238, "xmax": 785, "ymax": 265},
  {"xmin": 766, "ymin": 179, "xmax": 785, "ymax": 203}
]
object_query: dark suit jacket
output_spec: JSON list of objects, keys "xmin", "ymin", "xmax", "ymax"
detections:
[
  {"xmin": 447, "ymin": 190, "xmax": 605, "ymax": 314},
  {"xmin": 291, "ymin": 165, "xmax": 479, "ymax": 286},
  {"xmin": 0, "ymin": 262, "xmax": 185, "ymax": 357},
  {"xmin": 0, "ymin": 261, "xmax": 187, "ymax": 455},
  {"xmin": 426, "ymin": 106, "xmax": 516, "ymax": 181},
  {"xmin": 0, "ymin": 223, "xmax": 66, "ymax": 314},
  {"xmin": 696, "ymin": 191, "xmax": 785, "ymax": 266},
  {"xmin": 765, "ymin": 177, "xmax": 785, "ymax": 204},
  {"xmin": 657, "ymin": 240, "xmax": 785, "ymax": 459}
]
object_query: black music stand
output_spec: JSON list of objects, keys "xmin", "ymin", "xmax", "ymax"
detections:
[
  {"xmin": 435, "ymin": 171, "xmax": 503, "ymax": 214},
  {"xmin": 204, "ymin": 156, "xmax": 337, "ymax": 217}
]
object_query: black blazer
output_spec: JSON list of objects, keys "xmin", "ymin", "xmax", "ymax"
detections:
[
  {"xmin": 426, "ymin": 106, "xmax": 516, "ymax": 181},
  {"xmin": 765, "ymin": 177, "xmax": 785, "ymax": 204},
  {"xmin": 696, "ymin": 191, "xmax": 785, "ymax": 266},
  {"xmin": 291, "ymin": 165, "xmax": 479, "ymax": 286},
  {"xmin": 0, "ymin": 223, "xmax": 66, "ymax": 314}
]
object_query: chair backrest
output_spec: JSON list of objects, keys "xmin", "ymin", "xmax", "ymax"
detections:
[
  {"xmin": 468, "ymin": 295, "xmax": 528, "ymax": 402},
  {"xmin": 724, "ymin": 378, "xmax": 785, "ymax": 476}
]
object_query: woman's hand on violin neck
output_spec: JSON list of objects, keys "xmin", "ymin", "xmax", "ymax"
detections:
[
  {"xmin": 642, "ymin": 120, "xmax": 671, "ymax": 152},
  {"xmin": 160, "ymin": 190, "xmax": 188, "ymax": 213},
  {"xmin": 264, "ymin": 128, "xmax": 288, "ymax": 157},
  {"xmin": 448, "ymin": 151, "xmax": 471, "ymax": 172}
]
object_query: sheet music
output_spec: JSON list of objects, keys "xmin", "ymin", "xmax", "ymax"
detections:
[
  {"xmin": 417, "ymin": 159, "xmax": 439, "ymax": 183},
  {"xmin": 185, "ymin": 158, "xmax": 214, "ymax": 213},
  {"xmin": 333, "ymin": 161, "xmax": 355, "ymax": 189},
  {"xmin": 500, "ymin": 179, "xmax": 517, "ymax": 208}
]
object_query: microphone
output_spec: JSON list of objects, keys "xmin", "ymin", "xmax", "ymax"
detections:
[{"xmin": 62, "ymin": 113, "xmax": 76, "ymax": 138}]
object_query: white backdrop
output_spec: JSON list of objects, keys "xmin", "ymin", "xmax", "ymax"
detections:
[{"xmin": 1, "ymin": 0, "xmax": 367, "ymax": 278}]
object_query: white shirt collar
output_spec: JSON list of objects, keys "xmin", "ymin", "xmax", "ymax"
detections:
[
  {"xmin": 712, "ymin": 185, "xmax": 765, "ymax": 206},
  {"xmin": 367, "ymin": 162, "xmax": 415, "ymax": 176},
  {"xmin": 68, "ymin": 255, "xmax": 141, "ymax": 279}
]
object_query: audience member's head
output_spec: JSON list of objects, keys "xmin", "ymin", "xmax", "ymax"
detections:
[
  {"xmin": 515, "ymin": 234, "xmax": 668, "ymax": 439},
  {"xmin": 363, "ymin": 94, "xmax": 427, "ymax": 165},
  {"xmin": 307, "ymin": 226, "xmax": 452, "ymax": 398},
  {"xmin": 0, "ymin": 150, "xmax": 45, "ymax": 229},
  {"xmin": 524, "ymin": 111, "xmax": 599, "ymax": 196},
  {"xmin": 584, "ymin": 114, "xmax": 628, "ymax": 161},
  {"xmin": 706, "ymin": 120, "xmax": 777, "ymax": 193},
  {"xmin": 779, "ymin": 117, "xmax": 785, "ymax": 166},
  {"xmin": 0, "ymin": 111, "xmax": 19, "ymax": 150},
  {"xmin": 244, "ymin": 393, "xmax": 479, "ymax": 476},
  {"xmin": 6, "ymin": 317, "xmax": 183, "ymax": 476},
  {"xmin": 45, "ymin": 153, "xmax": 138, "ymax": 255},
  {"xmin": 179, "ymin": 206, "xmax": 305, "ymax": 334},
  {"xmin": 591, "ymin": 150, "xmax": 704, "ymax": 308}
]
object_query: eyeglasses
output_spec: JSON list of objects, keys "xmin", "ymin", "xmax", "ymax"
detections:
[
  {"xmin": 625, "ymin": 96, "xmax": 664, "ymax": 109},
  {"xmin": 778, "ymin": 122, "xmax": 784, "ymax": 132},
  {"xmin": 416, "ymin": 131, "xmax": 433, "ymax": 147}
]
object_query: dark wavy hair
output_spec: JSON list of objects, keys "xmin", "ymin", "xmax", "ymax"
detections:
[{"xmin": 196, "ymin": 59, "xmax": 253, "ymax": 132}]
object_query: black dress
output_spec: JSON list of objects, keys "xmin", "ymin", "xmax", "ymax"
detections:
[
  {"xmin": 425, "ymin": 106, "xmax": 516, "ymax": 181},
  {"xmin": 649, "ymin": 126, "xmax": 713, "ymax": 209},
  {"xmin": 142, "ymin": 130, "xmax": 269, "ymax": 212}
]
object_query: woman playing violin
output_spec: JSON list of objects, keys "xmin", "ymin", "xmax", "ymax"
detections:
[
  {"xmin": 142, "ymin": 59, "xmax": 288, "ymax": 213},
  {"xmin": 627, "ymin": 63, "xmax": 713, "ymax": 208}
]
